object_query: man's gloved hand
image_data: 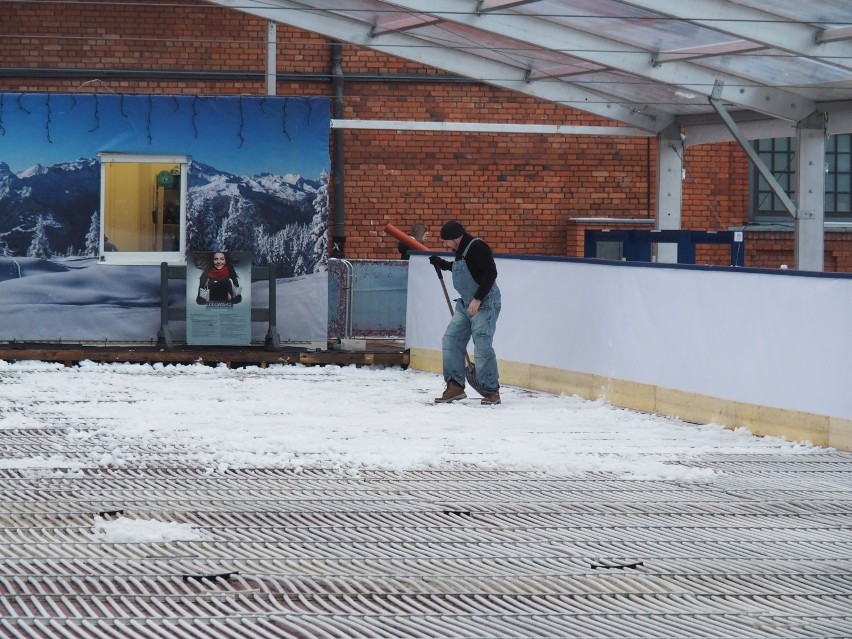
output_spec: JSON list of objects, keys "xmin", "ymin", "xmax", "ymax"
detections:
[{"xmin": 429, "ymin": 255, "xmax": 450, "ymax": 270}]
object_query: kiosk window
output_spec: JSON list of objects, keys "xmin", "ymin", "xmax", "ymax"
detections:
[{"xmin": 98, "ymin": 153, "xmax": 188, "ymax": 263}]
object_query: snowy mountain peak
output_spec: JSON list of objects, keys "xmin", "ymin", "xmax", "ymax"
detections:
[
  {"xmin": 18, "ymin": 163, "xmax": 49, "ymax": 178},
  {"xmin": 0, "ymin": 163, "xmax": 21, "ymax": 198}
]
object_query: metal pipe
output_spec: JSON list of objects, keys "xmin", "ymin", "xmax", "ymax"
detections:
[
  {"xmin": 330, "ymin": 41, "xmax": 346, "ymax": 258},
  {"xmin": 0, "ymin": 67, "xmax": 475, "ymax": 83}
]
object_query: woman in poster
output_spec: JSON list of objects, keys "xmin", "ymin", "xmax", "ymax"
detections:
[{"xmin": 195, "ymin": 251, "xmax": 242, "ymax": 305}]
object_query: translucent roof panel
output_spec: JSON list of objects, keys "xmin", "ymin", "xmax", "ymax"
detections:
[
  {"xmin": 697, "ymin": 52, "xmax": 852, "ymax": 100},
  {"xmin": 568, "ymin": 70, "xmax": 714, "ymax": 117},
  {"xmin": 513, "ymin": 0, "xmax": 732, "ymax": 54},
  {"xmin": 211, "ymin": 0, "xmax": 852, "ymax": 137},
  {"xmin": 402, "ymin": 21, "xmax": 604, "ymax": 77},
  {"xmin": 733, "ymin": 0, "xmax": 852, "ymax": 26}
]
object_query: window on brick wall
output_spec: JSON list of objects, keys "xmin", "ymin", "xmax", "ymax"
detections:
[{"xmin": 751, "ymin": 134, "xmax": 852, "ymax": 222}]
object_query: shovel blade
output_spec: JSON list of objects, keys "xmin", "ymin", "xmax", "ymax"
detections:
[{"xmin": 465, "ymin": 361, "xmax": 486, "ymax": 397}]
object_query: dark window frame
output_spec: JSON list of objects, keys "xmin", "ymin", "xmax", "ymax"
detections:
[{"xmin": 750, "ymin": 134, "xmax": 852, "ymax": 222}]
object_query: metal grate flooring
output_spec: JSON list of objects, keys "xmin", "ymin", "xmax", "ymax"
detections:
[{"xmin": 2, "ymin": 399, "xmax": 852, "ymax": 636}]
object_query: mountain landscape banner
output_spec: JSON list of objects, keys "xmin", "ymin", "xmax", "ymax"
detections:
[{"xmin": 0, "ymin": 93, "xmax": 330, "ymax": 344}]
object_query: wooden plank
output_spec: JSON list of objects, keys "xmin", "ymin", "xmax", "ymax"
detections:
[{"xmin": 0, "ymin": 342, "xmax": 408, "ymax": 369}]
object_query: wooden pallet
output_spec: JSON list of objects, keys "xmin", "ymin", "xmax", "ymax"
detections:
[{"xmin": 0, "ymin": 341, "xmax": 409, "ymax": 369}]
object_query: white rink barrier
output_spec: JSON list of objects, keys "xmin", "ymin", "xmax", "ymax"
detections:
[{"xmin": 406, "ymin": 253, "xmax": 852, "ymax": 450}]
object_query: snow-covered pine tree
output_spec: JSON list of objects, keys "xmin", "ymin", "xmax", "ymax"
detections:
[
  {"xmin": 293, "ymin": 224, "xmax": 312, "ymax": 276},
  {"xmin": 216, "ymin": 198, "xmax": 256, "ymax": 253},
  {"xmin": 84, "ymin": 210, "xmax": 100, "ymax": 256},
  {"xmin": 27, "ymin": 215, "xmax": 51, "ymax": 259},
  {"xmin": 269, "ymin": 226, "xmax": 295, "ymax": 278},
  {"xmin": 252, "ymin": 229, "xmax": 272, "ymax": 267},
  {"xmin": 308, "ymin": 170, "xmax": 329, "ymax": 273}
]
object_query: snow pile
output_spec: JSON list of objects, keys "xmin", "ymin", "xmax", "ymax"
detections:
[{"xmin": 0, "ymin": 360, "xmax": 818, "ymax": 484}]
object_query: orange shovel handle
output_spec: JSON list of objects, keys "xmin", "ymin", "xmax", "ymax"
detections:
[{"xmin": 385, "ymin": 223, "xmax": 430, "ymax": 252}]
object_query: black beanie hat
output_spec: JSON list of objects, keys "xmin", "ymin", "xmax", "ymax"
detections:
[{"xmin": 440, "ymin": 220, "xmax": 465, "ymax": 240}]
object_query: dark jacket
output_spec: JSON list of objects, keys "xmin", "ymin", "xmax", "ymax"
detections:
[
  {"xmin": 398, "ymin": 241, "xmax": 412, "ymax": 260},
  {"xmin": 196, "ymin": 269, "xmax": 242, "ymax": 305},
  {"xmin": 433, "ymin": 233, "xmax": 497, "ymax": 301}
]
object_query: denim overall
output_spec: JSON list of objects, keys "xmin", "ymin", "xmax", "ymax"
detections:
[{"xmin": 443, "ymin": 238, "xmax": 502, "ymax": 393}]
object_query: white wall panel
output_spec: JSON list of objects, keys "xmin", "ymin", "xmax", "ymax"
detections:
[{"xmin": 407, "ymin": 255, "xmax": 852, "ymax": 420}]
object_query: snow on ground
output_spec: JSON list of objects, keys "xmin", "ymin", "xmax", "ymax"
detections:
[
  {"xmin": 90, "ymin": 515, "xmax": 210, "ymax": 543},
  {"xmin": 0, "ymin": 360, "xmax": 817, "ymax": 488}
]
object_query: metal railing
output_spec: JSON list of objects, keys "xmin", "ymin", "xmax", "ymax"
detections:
[{"xmin": 328, "ymin": 258, "xmax": 408, "ymax": 340}]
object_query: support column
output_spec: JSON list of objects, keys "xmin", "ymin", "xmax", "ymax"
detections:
[
  {"xmin": 655, "ymin": 124, "xmax": 684, "ymax": 263},
  {"xmin": 266, "ymin": 22, "xmax": 277, "ymax": 96},
  {"xmin": 795, "ymin": 113, "xmax": 826, "ymax": 272}
]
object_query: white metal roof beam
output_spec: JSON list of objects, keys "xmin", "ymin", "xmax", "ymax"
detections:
[
  {"xmin": 381, "ymin": 0, "xmax": 815, "ymax": 121},
  {"xmin": 206, "ymin": 0, "xmax": 663, "ymax": 131},
  {"xmin": 614, "ymin": 0, "xmax": 852, "ymax": 72},
  {"xmin": 476, "ymin": 0, "xmax": 540, "ymax": 12},
  {"xmin": 331, "ymin": 119, "xmax": 652, "ymax": 136},
  {"xmin": 371, "ymin": 14, "xmax": 443, "ymax": 36},
  {"xmin": 527, "ymin": 64, "xmax": 605, "ymax": 81},
  {"xmin": 652, "ymin": 41, "xmax": 764, "ymax": 64},
  {"xmin": 817, "ymin": 26, "xmax": 852, "ymax": 45},
  {"xmin": 709, "ymin": 82, "xmax": 797, "ymax": 218}
]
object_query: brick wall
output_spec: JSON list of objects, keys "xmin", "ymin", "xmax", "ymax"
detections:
[
  {"xmin": 1, "ymin": 1, "xmax": 849, "ymax": 271},
  {"xmin": 746, "ymin": 232, "xmax": 852, "ymax": 271}
]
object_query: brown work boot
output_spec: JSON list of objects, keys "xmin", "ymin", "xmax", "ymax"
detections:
[
  {"xmin": 435, "ymin": 380, "xmax": 466, "ymax": 403},
  {"xmin": 480, "ymin": 391, "xmax": 501, "ymax": 405}
]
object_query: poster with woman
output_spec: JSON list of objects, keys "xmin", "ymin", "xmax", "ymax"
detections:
[{"xmin": 186, "ymin": 251, "xmax": 251, "ymax": 345}]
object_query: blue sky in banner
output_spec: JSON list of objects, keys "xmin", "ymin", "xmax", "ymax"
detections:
[{"xmin": 0, "ymin": 93, "xmax": 330, "ymax": 178}]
